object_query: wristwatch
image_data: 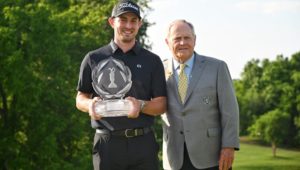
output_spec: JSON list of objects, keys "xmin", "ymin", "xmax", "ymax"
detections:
[{"xmin": 139, "ymin": 100, "xmax": 146, "ymax": 112}]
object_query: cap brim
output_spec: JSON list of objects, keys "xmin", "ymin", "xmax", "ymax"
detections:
[{"xmin": 114, "ymin": 11, "xmax": 141, "ymax": 19}]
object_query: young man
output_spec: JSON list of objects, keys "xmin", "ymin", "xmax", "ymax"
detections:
[{"xmin": 76, "ymin": 1, "xmax": 167, "ymax": 169}]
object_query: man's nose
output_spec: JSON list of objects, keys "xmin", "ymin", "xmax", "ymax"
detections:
[
  {"xmin": 125, "ymin": 21, "xmax": 133, "ymax": 28},
  {"xmin": 179, "ymin": 38, "xmax": 185, "ymax": 45}
]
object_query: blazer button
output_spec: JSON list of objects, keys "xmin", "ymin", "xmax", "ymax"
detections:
[{"xmin": 180, "ymin": 131, "xmax": 184, "ymax": 134}]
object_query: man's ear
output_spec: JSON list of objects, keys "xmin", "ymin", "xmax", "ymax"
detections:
[
  {"xmin": 165, "ymin": 38, "xmax": 169, "ymax": 46},
  {"xmin": 108, "ymin": 17, "xmax": 114, "ymax": 28},
  {"xmin": 138, "ymin": 20, "xmax": 143, "ymax": 28}
]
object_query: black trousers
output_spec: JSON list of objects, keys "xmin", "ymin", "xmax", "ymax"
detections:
[
  {"xmin": 92, "ymin": 131, "xmax": 159, "ymax": 170},
  {"xmin": 181, "ymin": 144, "xmax": 232, "ymax": 170}
]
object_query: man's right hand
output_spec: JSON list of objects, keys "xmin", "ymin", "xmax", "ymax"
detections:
[{"xmin": 88, "ymin": 97, "xmax": 102, "ymax": 120}]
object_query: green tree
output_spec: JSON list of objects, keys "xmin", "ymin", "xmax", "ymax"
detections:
[
  {"xmin": 260, "ymin": 54, "xmax": 299, "ymax": 146},
  {"xmin": 248, "ymin": 109, "xmax": 290, "ymax": 157},
  {"xmin": 288, "ymin": 52, "xmax": 300, "ymax": 145},
  {"xmin": 0, "ymin": 1, "xmax": 93, "ymax": 169},
  {"xmin": 234, "ymin": 59, "xmax": 266, "ymax": 134},
  {"xmin": 236, "ymin": 52, "xmax": 300, "ymax": 147}
]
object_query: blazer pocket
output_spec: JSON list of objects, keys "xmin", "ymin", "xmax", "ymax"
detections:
[{"xmin": 207, "ymin": 128, "xmax": 220, "ymax": 137}]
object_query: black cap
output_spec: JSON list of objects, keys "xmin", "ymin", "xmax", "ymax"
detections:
[{"xmin": 111, "ymin": 0, "xmax": 141, "ymax": 19}]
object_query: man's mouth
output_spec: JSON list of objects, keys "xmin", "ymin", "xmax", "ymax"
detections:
[{"xmin": 123, "ymin": 30, "xmax": 133, "ymax": 36}]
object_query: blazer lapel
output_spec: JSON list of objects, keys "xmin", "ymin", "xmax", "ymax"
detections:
[
  {"xmin": 184, "ymin": 53, "xmax": 206, "ymax": 104},
  {"xmin": 164, "ymin": 59, "xmax": 182, "ymax": 104}
]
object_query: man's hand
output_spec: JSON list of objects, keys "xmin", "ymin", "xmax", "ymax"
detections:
[
  {"xmin": 219, "ymin": 148, "xmax": 234, "ymax": 170},
  {"xmin": 126, "ymin": 96, "xmax": 140, "ymax": 118},
  {"xmin": 88, "ymin": 97, "xmax": 102, "ymax": 120}
]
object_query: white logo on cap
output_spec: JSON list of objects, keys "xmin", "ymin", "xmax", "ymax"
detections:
[{"xmin": 118, "ymin": 2, "xmax": 139, "ymax": 11}]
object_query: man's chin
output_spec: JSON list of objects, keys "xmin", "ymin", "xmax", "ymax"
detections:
[
  {"xmin": 175, "ymin": 54, "xmax": 190, "ymax": 62},
  {"xmin": 121, "ymin": 37, "xmax": 135, "ymax": 43},
  {"xmin": 177, "ymin": 53, "xmax": 188, "ymax": 58}
]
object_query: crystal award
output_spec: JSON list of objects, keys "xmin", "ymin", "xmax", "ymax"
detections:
[{"xmin": 91, "ymin": 57, "xmax": 132, "ymax": 117}]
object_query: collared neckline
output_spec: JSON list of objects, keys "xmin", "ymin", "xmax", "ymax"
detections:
[
  {"xmin": 173, "ymin": 53, "xmax": 195, "ymax": 71},
  {"xmin": 109, "ymin": 40, "xmax": 142, "ymax": 55}
]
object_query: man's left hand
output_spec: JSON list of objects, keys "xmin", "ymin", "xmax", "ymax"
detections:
[
  {"xmin": 126, "ymin": 96, "xmax": 140, "ymax": 118},
  {"xmin": 219, "ymin": 148, "xmax": 235, "ymax": 170}
]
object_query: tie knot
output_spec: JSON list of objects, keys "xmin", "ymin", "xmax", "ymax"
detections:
[{"xmin": 179, "ymin": 64, "xmax": 186, "ymax": 73}]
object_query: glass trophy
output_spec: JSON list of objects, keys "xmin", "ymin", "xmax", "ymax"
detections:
[{"xmin": 92, "ymin": 57, "xmax": 132, "ymax": 117}]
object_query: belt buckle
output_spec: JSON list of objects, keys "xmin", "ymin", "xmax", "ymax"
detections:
[{"xmin": 125, "ymin": 129, "xmax": 138, "ymax": 138}]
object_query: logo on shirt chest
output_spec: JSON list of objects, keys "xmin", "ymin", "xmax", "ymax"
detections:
[{"xmin": 136, "ymin": 64, "xmax": 142, "ymax": 68}]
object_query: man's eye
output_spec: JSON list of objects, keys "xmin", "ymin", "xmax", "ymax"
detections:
[
  {"xmin": 174, "ymin": 38, "xmax": 181, "ymax": 41},
  {"xmin": 131, "ymin": 20, "xmax": 138, "ymax": 23}
]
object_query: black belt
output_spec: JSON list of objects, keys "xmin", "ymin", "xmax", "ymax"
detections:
[{"xmin": 96, "ymin": 127, "xmax": 152, "ymax": 138}]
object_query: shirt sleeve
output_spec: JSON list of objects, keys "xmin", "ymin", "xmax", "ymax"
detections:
[
  {"xmin": 151, "ymin": 56, "xmax": 167, "ymax": 98},
  {"xmin": 76, "ymin": 53, "xmax": 93, "ymax": 94}
]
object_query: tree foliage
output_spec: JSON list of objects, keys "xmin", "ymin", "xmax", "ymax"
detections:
[
  {"xmin": 235, "ymin": 52, "xmax": 300, "ymax": 147},
  {"xmin": 0, "ymin": 0, "xmax": 152, "ymax": 169},
  {"xmin": 248, "ymin": 109, "xmax": 290, "ymax": 156}
]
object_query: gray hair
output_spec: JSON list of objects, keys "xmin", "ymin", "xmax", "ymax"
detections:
[{"xmin": 167, "ymin": 19, "xmax": 196, "ymax": 37}]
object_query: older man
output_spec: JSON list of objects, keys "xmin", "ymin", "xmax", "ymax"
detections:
[{"xmin": 162, "ymin": 19, "xmax": 239, "ymax": 170}]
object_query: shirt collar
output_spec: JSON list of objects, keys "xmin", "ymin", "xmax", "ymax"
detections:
[
  {"xmin": 173, "ymin": 53, "xmax": 195, "ymax": 70},
  {"xmin": 109, "ymin": 40, "xmax": 142, "ymax": 55}
]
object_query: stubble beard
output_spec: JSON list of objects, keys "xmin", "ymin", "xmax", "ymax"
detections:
[
  {"xmin": 121, "ymin": 37, "xmax": 135, "ymax": 43},
  {"xmin": 121, "ymin": 28, "xmax": 137, "ymax": 43}
]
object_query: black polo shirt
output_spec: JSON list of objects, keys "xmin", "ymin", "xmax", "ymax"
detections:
[{"xmin": 77, "ymin": 40, "xmax": 167, "ymax": 130}]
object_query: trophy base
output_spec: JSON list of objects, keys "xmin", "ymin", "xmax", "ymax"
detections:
[{"xmin": 94, "ymin": 99, "xmax": 131, "ymax": 117}]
